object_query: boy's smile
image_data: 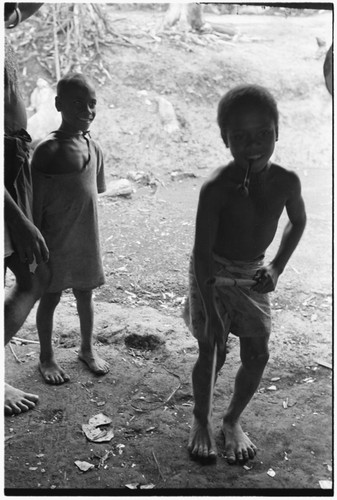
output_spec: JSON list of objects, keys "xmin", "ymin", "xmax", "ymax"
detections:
[{"xmin": 225, "ymin": 105, "xmax": 277, "ymax": 174}]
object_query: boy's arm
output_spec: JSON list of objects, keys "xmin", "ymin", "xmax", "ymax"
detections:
[
  {"xmin": 253, "ymin": 172, "xmax": 306, "ymax": 293},
  {"xmin": 193, "ymin": 182, "xmax": 223, "ymax": 345},
  {"xmin": 96, "ymin": 145, "xmax": 106, "ymax": 194},
  {"xmin": 5, "ymin": 188, "xmax": 49, "ymax": 264}
]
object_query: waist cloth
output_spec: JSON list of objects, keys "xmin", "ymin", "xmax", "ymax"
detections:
[
  {"xmin": 4, "ymin": 129, "xmax": 33, "ymax": 258},
  {"xmin": 185, "ymin": 253, "xmax": 271, "ymax": 340}
]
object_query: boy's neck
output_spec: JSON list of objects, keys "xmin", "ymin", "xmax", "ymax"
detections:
[
  {"xmin": 58, "ymin": 126, "xmax": 90, "ymax": 136},
  {"xmin": 232, "ymin": 160, "xmax": 271, "ymax": 174}
]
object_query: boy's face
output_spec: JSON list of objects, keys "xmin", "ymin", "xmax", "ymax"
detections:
[
  {"xmin": 224, "ymin": 104, "xmax": 278, "ymax": 172},
  {"xmin": 56, "ymin": 80, "xmax": 97, "ymax": 133}
]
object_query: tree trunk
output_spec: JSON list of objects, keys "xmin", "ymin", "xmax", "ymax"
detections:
[{"xmin": 162, "ymin": 3, "xmax": 204, "ymax": 31}]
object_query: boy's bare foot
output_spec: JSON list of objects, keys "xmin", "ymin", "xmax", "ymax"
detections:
[
  {"xmin": 78, "ymin": 349, "xmax": 109, "ymax": 375},
  {"xmin": 39, "ymin": 359, "xmax": 70, "ymax": 385},
  {"xmin": 5, "ymin": 383, "xmax": 39, "ymax": 415},
  {"xmin": 187, "ymin": 415, "xmax": 217, "ymax": 461},
  {"xmin": 222, "ymin": 419, "xmax": 257, "ymax": 464}
]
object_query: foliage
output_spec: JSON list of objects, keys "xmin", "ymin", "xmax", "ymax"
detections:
[{"xmin": 6, "ymin": 3, "xmax": 136, "ymax": 90}]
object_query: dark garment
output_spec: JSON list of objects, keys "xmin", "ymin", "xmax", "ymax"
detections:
[{"xmin": 4, "ymin": 128, "xmax": 33, "ymax": 221}]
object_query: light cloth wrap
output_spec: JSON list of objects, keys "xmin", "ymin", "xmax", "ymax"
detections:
[
  {"xmin": 32, "ymin": 132, "xmax": 106, "ymax": 293},
  {"xmin": 185, "ymin": 253, "xmax": 271, "ymax": 341}
]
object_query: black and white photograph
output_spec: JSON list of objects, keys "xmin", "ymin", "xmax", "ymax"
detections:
[{"xmin": 4, "ymin": 1, "xmax": 333, "ymax": 495}]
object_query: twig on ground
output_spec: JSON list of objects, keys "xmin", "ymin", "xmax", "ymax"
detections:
[
  {"xmin": 12, "ymin": 337, "xmax": 39, "ymax": 345},
  {"xmin": 9, "ymin": 343, "xmax": 22, "ymax": 363},
  {"xmin": 152, "ymin": 450, "xmax": 165, "ymax": 481},
  {"xmin": 131, "ymin": 366, "xmax": 182, "ymax": 412}
]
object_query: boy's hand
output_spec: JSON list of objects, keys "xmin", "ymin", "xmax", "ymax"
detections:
[
  {"xmin": 252, "ymin": 264, "xmax": 279, "ymax": 293},
  {"xmin": 9, "ymin": 217, "xmax": 49, "ymax": 265}
]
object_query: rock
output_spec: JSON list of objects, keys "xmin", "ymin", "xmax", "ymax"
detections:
[
  {"xmin": 170, "ymin": 170, "xmax": 197, "ymax": 181},
  {"xmin": 127, "ymin": 171, "xmax": 152, "ymax": 185},
  {"xmin": 103, "ymin": 179, "xmax": 134, "ymax": 198},
  {"xmin": 155, "ymin": 96, "xmax": 180, "ymax": 134}
]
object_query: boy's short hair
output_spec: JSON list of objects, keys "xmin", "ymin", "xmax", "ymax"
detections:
[
  {"xmin": 217, "ymin": 84, "xmax": 279, "ymax": 140},
  {"xmin": 57, "ymin": 73, "xmax": 92, "ymax": 98}
]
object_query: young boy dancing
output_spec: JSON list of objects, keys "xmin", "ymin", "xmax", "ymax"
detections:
[
  {"xmin": 186, "ymin": 84, "xmax": 306, "ymax": 464},
  {"xmin": 31, "ymin": 73, "xmax": 109, "ymax": 384}
]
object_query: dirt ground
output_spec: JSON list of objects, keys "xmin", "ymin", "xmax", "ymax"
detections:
[{"xmin": 4, "ymin": 6, "xmax": 333, "ymax": 495}]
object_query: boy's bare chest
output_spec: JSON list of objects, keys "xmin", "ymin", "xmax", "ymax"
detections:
[{"xmin": 221, "ymin": 181, "xmax": 286, "ymax": 226}]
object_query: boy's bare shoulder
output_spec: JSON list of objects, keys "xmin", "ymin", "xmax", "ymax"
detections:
[
  {"xmin": 269, "ymin": 163, "xmax": 302, "ymax": 190},
  {"xmin": 200, "ymin": 164, "xmax": 231, "ymax": 196}
]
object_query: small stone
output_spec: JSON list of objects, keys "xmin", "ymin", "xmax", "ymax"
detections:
[{"xmin": 267, "ymin": 468, "xmax": 276, "ymax": 478}]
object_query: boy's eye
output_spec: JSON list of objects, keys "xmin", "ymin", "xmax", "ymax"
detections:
[
  {"xmin": 258, "ymin": 129, "xmax": 272, "ymax": 139},
  {"xmin": 231, "ymin": 132, "xmax": 245, "ymax": 142}
]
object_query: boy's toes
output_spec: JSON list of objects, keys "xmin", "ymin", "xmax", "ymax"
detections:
[{"xmin": 226, "ymin": 450, "xmax": 237, "ymax": 464}]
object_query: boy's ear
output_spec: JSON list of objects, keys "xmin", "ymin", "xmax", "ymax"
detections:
[
  {"xmin": 221, "ymin": 130, "xmax": 229, "ymax": 148},
  {"xmin": 55, "ymin": 96, "xmax": 61, "ymax": 112}
]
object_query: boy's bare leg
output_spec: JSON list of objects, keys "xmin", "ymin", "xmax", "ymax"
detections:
[
  {"xmin": 73, "ymin": 289, "xmax": 109, "ymax": 375},
  {"xmin": 222, "ymin": 336, "xmax": 269, "ymax": 464},
  {"xmin": 37, "ymin": 291, "xmax": 70, "ymax": 384},
  {"xmin": 188, "ymin": 341, "xmax": 226, "ymax": 460},
  {"xmin": 5, "ymin": 255, "xmax": 50, "ymax": 414},
  {"xmin": 5, "ymin": 256, "xmax": 49, "ymax": 344}
]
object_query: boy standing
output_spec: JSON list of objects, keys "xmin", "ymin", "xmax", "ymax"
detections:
[
  {"xmin": 186, "ymin": 85, "xmax": 306, "ymax": 463},
  {"xmin": 32, "ymin": 73, "xmax": 109, "ymax": 384}
]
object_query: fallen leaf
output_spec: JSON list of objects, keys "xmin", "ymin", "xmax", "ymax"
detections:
[
  {"xmin": 82, "ymin": 424, "xmax": 114, "ymax": 443},
  {"xmin": 88, "ymin": 413, "xmax": 112, "ymax": 427},
  {"xmin": 319, "ymin": 480, "xmax": 332, "ymax": 489},
  {"xmin": 74, "ymin": 460, "xmax": 95, "ymax": 472},
  {"xmin": 125, "ymin": 483, "xmax": 139, "ymax": 490},
  {"xmin": 140, "ymin": 484, "xmax": 155, "ymax": 489}
]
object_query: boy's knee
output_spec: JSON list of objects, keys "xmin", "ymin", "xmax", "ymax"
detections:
[
  {"xmin": 197, "ymin": 341, "xmax": 226, "ymax": 372},
  {"xmin": 73, "ymin": 288, "xmax": 92, "ymax": 302},
  {"xmin": 241, "ymin": 348, "xmax": 269, "ymax": 372}
]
